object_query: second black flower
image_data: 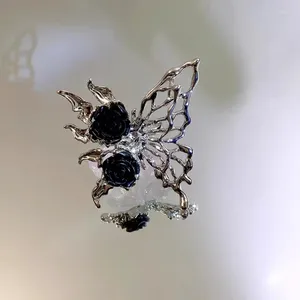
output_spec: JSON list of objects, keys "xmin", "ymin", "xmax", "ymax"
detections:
[{"xmin": 102, "ymin": 151, "xmax": 140, "ymax": 188}]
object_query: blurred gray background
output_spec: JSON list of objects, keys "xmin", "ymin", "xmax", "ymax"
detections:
[{"xmin": 0, "ymin": 1, "xmax": 300, "ymax": 299}]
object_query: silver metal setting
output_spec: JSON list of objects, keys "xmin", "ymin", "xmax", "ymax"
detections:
[
  {"xmin": 101, "ymin": 201, "xmax": 199, "ymax": 227},
  {"xmin": 58, "ymin": 58, "xmax": 200, "ymax": 230}
]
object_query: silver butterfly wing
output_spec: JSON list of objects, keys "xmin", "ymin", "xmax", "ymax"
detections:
[{"xmin": 132, "ymin": 58, "xmax": 200, "ymax": 216}]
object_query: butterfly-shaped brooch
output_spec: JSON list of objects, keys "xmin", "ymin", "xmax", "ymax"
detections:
[{"xmin": 58, "ymin": 59, "xmax": 200, "ymax": 232}]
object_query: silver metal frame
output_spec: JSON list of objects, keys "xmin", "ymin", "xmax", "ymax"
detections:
[
  {"xmin": 101, "ymin": 200, "xmax": 199, "ymax": 227},
  {"xmin": 58, "ymin": 58, "xmax": 200, "ymax": 224}
]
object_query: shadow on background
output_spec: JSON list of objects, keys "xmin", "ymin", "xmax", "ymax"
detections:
[{"xmin": 0, "ymin": 30, "xmax": 37, "ymax": 83}]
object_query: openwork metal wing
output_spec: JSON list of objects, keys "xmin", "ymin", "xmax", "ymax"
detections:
[{"xmin": 132, "ymin": 58, "xmax": 200, "ymax": 216}]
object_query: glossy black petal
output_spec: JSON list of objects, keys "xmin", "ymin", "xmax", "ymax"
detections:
[
  {"xmin": 89, "ymin": 102, "xmax": 130, "ymax": 144},
  {"xmin": 102, "ymin": 151, "xmax": 140, "ymax": 188}
]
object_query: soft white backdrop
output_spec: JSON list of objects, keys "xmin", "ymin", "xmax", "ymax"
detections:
[{"xmin": 0, "ymin": 1, "xmax": 300, "ymax": 300}]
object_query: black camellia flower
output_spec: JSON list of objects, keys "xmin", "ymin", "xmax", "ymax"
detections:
[
  {"xmin": 102, "ymin": 151, "xmax": 140, "ymax": 188},
  {"xmin": 121, "ymin": 214, "xmax": 150, "ymax": 232},
  {"xmin": 89, "ymin": 102, "xmax": 130, "ymax": 144}
]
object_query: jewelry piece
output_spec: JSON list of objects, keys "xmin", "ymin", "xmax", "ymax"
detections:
[{"xmin": 58, "ymin": 58, "xmax": 200, "ymax": 232}]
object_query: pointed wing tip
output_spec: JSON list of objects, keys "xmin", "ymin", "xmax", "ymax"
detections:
[
  {"xmin": 92, "ymin": 193, "xmax": 102, "ymax": 208},
  {"xmin": 94, "ymin": 202, "xmax": 101, "ymax": 209},
  {"xmin": 57, "ymin": 90, "xmax": 70, "ymax": 97},
  {"xmin": 87, "ymin": 78, "xmax": 94, "ymax": 88},
  {"xmin": 193, "ymin": 58, "xmax": 200, "ymax": 66},
  {"xmin": 77, "ymin": 153, "xmax": 88, "ymax": 165}
]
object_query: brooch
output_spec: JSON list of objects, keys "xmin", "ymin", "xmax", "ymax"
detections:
[{"xmin": 58, "ymin": 59, "xmax": 200, "ymax": 232}]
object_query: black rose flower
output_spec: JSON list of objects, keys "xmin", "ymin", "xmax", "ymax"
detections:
[
  {"xmin": 89, "ymin": 102, "xmax": 130, "ymax": 144},
  {"xmin": 102, "ymin": 151, "xmax": 140, "ymax": 188},
  {"xmin": 121, "ymin": 214, "xmax": 150, "ymax": 232}
]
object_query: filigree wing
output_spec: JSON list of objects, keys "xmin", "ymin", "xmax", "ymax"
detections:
[
  {"xmin": 141, "ymin": 141, "xmax": 193, "ymax": 211},
  {"xmin": 134, "ymin": 59, "xmax": 200, "ymax": 214},
  {"xmin": 133, "ymin": 58, "xmax": 200, "ymax": 143}
]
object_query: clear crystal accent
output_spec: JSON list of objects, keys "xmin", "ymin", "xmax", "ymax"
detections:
[
  {"xmin": 89, "ymin": 161, "xmax": 167, "ymax": 209},
  {"xmin": 88, "ymin": 159, "xmax": 198, "ymax": 226},
  {"xmin": 117, "ymin": 131, "xmax": 146, "ymax": 155},
  {"xmin": 101, "ymin": 201, "xmax": 198, "ymax": 227}
]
